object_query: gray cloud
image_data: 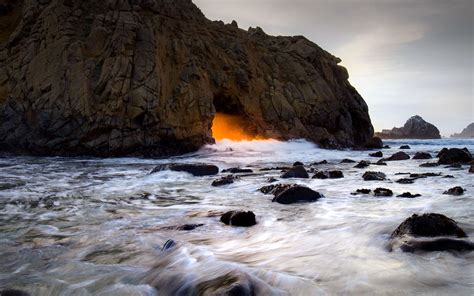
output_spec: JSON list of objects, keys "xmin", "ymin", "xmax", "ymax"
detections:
[{"xmin": 194, "ymin": 0, "xmax": 473, "ymax": 136}]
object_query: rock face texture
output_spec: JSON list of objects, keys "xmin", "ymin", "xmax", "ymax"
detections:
[
  {"xmin": 451, "ymin": 123, "xmax": 474, "ymax": 138},
  {"xmin": 375, "ymin": 116, "xmax": 441, "ymax": 139},
  {"xmin": 0, "ymin": 0, "xmax": 374, "ymax": 156}
]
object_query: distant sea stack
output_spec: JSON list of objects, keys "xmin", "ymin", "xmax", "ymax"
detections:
[
  {"xmin": 0, "ymin": 0, "xmax": 375, "ymax": 157},
  {"xmin": 375, "ymin": 116, "xmax": 441, "ymax": 139},
  {"xmin": 451, "ymin": 123, "xmax": 474, "ymax": 138}
]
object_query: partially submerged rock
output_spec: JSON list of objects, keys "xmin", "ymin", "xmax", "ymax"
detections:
[
  {"xmin": 271, "ymin": 185, "xmax": 323, "ymax": 204},
  {"xmin": 397, "ymin": 192, "xmax": 421, "ymax": 198},
  {"xmin": 438, "ymin": 148, "xmax": 472, "ymax": 164},
  {"xmin": 419, "ymin": 162, "xmax": 439, "ymax": 167},
  {"xmin": 396, "ymin": 178, "xmax": 415, "ymax": 184},
  {"xmin": 362, "ymin": 171, "xmax": 386, "ymax": 181},
  {"xmin": 340, "ymin": 159, "xmax": 356, "ymax": 164},
  {"xmin": 383, "ymin": 151, "xmax": 410, "ymax": 161},
  {"xmin": 312, "ymin": 170, "xmax": 344, "ymax": 179},
  {"xmin": 351, "ymin": 188, "xmax": 371, "ymax": 195},
  {"xmin": 212, "ymin": 175, "xmax": 237, "ymax": 187},
  {"xmin": 389, "ymin": 213, "xmax": 472, "ymax": 253},
  {"xmin": 222, "ymin": 167, "xmax": 253, "ymax": 174},
  {"xmin": 374, "ymin": 188, "xmax": 393, "ymax": 197},
  {"xmin": 220, "ymin": 211, "xmax": 256, "ymax": 227},
  {"xmin": 443, "ymin": 186, "xmax": 465, "ymax": 196},
  {"xmin": 281, "ymin": 166, "xmax": 309, "ymax": 179},
  {"xmin": 312, "ymin": 160, "xmax": 329, "ymax": 165},
  {"xmin": 354, "ymin": 160, "xmax": 371, "ymax": 168},
  {"xmin": 412, "ymin": 152, "xmax": 432, "ymax": 160},
  {"xmin": 369, "ymin": 151, "xmax": 383, "ymax": 157},
  {"xmin": 399, "ymin": 145, "xmax": 411, "ymax": 150},
  {"xmin": 151, "ymin": 163, "xmax": 219, "ymax": 176},
  {"xmin": 391, "ymin": 213, "xmax": 467, "ymax": 238}
]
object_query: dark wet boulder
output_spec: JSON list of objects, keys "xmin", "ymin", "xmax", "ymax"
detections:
[
  {"xmin": 259, "ymin": 184, "xmax": 295, "ymax": 195},
  {"xmin": 374, "ymin": 187, "xmax": 393, "ymax": 197},
  {"xmin": 396, "ymin": 178, "xmax": 415, "ymax": 184},
  {"xmin": 399, "ymin": 145, "xmax": 411, "ymax": 149},
  {"xmin": 281, "ymin": 165, "xmax": 309, "ymax": 178},
  {"xmin": 412, "ymin": 152, "xmax": 432, "ymax": 160},
  {"xmin": 443, "ymin": 186, "xmax": 465, "ymax": 196},
  {"xmin": 375, "ymin": 159, "xmax": 387, "ymax": 166},
  {"xmin": 272, "ymin": 185, "xmax": 323, "ymax": 204},
  {"xmin": 151, "ymin": 163, "xmax": 219, "ymax": 176},
  {"xmin": 222, "ymin": 167, "xmax": 253, "ymax": 174},
  {"xmin": 363, "ymin": 171, "xmax": 386, "ymax": 181},
  {"xmin": 397, "ymin": 192, "xmax": 421, "ymax": 198},
  {"xmin": 220, "ymin": 211, "xmax": 256, "ymax": 227},
  {"xmin": 391, "ymin": 213, "xmax": 467, "ymax": 238},
  {"xmin": 313, "ymin": 170, "xmax": 343, "ymax": 179},
  {"xmin": 419, "ymin": 162, "xmax": 439, "ymax": 167},
  {"xmin": 383, "ymin": 145, "xmax": 391, "ymax": 149},
  {"xmin": 384, "ymin": 151, "xmax": 410, "ymax": 161},
  {"xmin": 410, "ymin": 172, "xmax": 441, "ymax": 179},
  {"xmin": 312, "ymin": 160, "xmax": 328, "ymax": 165},
  {"xmin": 340, "ymin": 159, "xmax": 356, "ymax": 163},
  {"xmin": 443, "ymin": 175, "xmax": 455, "ymax": 179},
  {"xmin": 470, "ymin": 165, "xmax": 474, "ymax": 173},
  {"xmin": 369, "ymin": 151, "xmax": 383, "ymax": 157},
  {"xmin": 354, "ymin": 160, "xmax": 371, "ymax": 168},
  {"xmin": 212, "ymin": 175, "xmax": 237, "ymax": 187},
  {"xmin": 312, "ymin": 171, "xmax": 329, "ymax": 179},
  {"xmin": 293, "ymin": 161, "xmax": 304, "ymax": 166},
  {"xmin": 351, "ymin": 188, "xmax": 371, "ymax": 195},
  {"xmin": 438, "ymin": 148, "xmax": 472, "ymax": 164},
  {"xmin": 328, "ymin": 170, "xmax": 344, "ymax": 178}
]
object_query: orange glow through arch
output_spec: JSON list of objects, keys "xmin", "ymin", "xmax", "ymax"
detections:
[{"xmin": 212, "ymin": 113, "xmax": 266, "ymax": 141}]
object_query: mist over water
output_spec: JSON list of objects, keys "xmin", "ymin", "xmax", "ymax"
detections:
[{"xmin": 0, "ymin": 139, "xmax": 473, "ymax": 295}]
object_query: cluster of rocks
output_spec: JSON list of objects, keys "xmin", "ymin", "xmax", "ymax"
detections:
[{"xmin": 149, "ymin": 146, "xmax": 472, "ymax": 253}]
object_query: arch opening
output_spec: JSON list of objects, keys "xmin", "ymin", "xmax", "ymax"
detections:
[{"xmin": 211, "ymin": 93, "xmax": 266, "ymax": 141}]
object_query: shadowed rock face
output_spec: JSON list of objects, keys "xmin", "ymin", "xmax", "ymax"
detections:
[
  {"xmin": 0, "ymin": 0, "xmax": 374, "ymax": 156},
  {"xmin": 375, "ymin": 115, "xmax": 441, "ymax": 140}
]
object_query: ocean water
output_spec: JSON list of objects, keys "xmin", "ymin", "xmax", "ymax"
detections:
[{"xmin": 0, "ymin": 139, "xmax": 473, "ymax": 295}]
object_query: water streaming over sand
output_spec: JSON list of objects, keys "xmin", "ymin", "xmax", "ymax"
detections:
[{"xmin": 0, "ymin": 139, "xmax": 473, "ymax": 295}]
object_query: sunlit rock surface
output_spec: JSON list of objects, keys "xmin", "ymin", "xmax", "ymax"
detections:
[{"xmin": 0, "ymin": 0, "xmax": 374, "ymax": 156}]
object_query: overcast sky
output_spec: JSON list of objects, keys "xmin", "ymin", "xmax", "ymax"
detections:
[{"xmin": 194, "ymin": 0, "xmax": 473, "ymax": 136}]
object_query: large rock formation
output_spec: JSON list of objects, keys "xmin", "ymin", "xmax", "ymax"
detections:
[
  {"xmin": 0, "ymin": 0, "xmax": 374, "ymax": 156},
  {"xmin": 375, "ymin": 116, "xmax": 441, "ymax": 139},
  {"xmin": 451, "ymin": 123, "xmax": 474, "ymax": 138}
]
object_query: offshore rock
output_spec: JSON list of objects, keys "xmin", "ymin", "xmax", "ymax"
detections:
[
  {"xmin": 0, "ymin": 0, "xmax": 374, "ymax": 156},
  {"xmin": 375, "ymin": 115, "xmax": 441, "ymax": 139},
  {"xmin": 451, "ymin": 123, "xmax": 474, "ymax": 138}
]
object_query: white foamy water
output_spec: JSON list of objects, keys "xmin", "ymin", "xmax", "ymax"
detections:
[{"xmin": 0, "ymin": 139, "xmax": 473, "ymax": 295}]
